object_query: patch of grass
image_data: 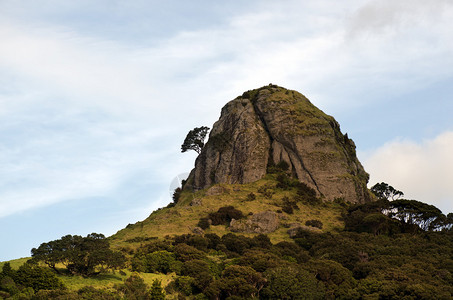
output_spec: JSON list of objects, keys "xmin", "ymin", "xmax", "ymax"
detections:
[
  {"xmin": 0, "ymin": 257, "xmax": 29, "ymax": 270},
  {"xmin": 57, "ymin": 269, "xmax": 176, "ymax": 291}
]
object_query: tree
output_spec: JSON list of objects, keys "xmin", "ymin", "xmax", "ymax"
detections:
[
  {"xmin": 31, "ymin": 233, "xmax": 125, "ymax": 276},
  {"xmin": 388, "ymin": 199, "xmax": 444, "ymax": 232},
  {"xmin": 371, "ymin": 182, "xmax": 404, "ymax": 200},
  {"xmin": 116, "ymin": 273, "xmax": 151, "ymax": 300},
  {"xmin": 14, "ymin": 264, "xmax": 65, "ymax": 292},
  {"xmin": 181, "ymin": 126, "xmax": 210, "ymax": 154},
  {"xmin": 261, "ymin": 265, "xmax": 325, "ymax": 299},
  {"xmin": 149, "ymin": 280, "xmax": 165, "ymax": 300}
]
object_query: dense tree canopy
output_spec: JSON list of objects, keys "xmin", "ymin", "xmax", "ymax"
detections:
[{"xmin": 30, "ymin": 233, "xmax": 125, "ymax": 276}]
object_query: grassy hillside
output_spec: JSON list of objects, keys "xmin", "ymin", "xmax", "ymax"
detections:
[
  {"xmin": 110, "ymin": 173, "xmax": 346, "ymax": 252},
  {"xmin": 2, "ymin": 173, "xmax": 452, "ymax": 299}
]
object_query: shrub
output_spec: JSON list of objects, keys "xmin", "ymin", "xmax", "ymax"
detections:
[
  {"xmin": 174, "ymin": 244, "xmax": 206, "ymax": 262},
  {"xmin": 258, "ymin": 185, "xmax": 274, "ymax": 199},
  {"xmin": 173, "ymin": 187, "xmax": 182, "ymax": 204},
  {"xmin": 144, "ymin": 251, "xmax": 179, "ymax": 274},
  {"xmin": 181, "ymin": 260, "xmax": 213, "ymax": 291},
  {"xmin": 14, "ymin": 264, "xmax": 65, "ymax": 292},
  {"xmin": 221, "ymin": 233, "xmax": 253, "ymax": 255},
  {"xmin": 294, "ymin": 182, "xmax": 319, "ymax": 205},
  {"xmin": 205, "ymin": 233, "xmax": 221, "ymax": 250},
  {"xmin": 209, "ymin": 206, "xmax": 244, "ymax": 226},
  {"xmin": 305, "ymin": 219, "xmax": 323, "ymax": 229},
  {"xmin": 267, "ymin": 160, "xmax": 290, "ymax": 174},
  {"xmin": 262, "ymin": 266, "xmax": 325, "ymax": 299},
  {"xmin": 149, "ymin": 280, "xmax": 165, "ymax": 300},
  {"xmin": 281, "ymin": 196, "xmax": 298, "ymax": 215},
  {"xmin": 282, "ymin": 205, "xmax": 294, "ymax": 214},
  {"xmin": 246, "ymin": 192, "xmax": 256, "ymax": 201},
  {"xmin": 197, "ymin": 217, "xmax": 210, "ymax": 230}
]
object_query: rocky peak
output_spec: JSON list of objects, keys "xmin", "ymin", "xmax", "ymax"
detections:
[{"xmin": 186, "ymin": 85, "xmax": 371, "ymax": 203}]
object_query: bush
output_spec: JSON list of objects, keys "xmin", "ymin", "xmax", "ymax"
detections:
[
  {"xmin": 205, "ymin": 233, "xmax": 221, "ymax": 250},
  {"xmin": 144, "ymin": 251, "xmax": 180, "ymax": 274},
  {"xmin": 294, "ymin": 182, "xmax": 319, "ymax": 205},
  {"xmin": 246, "ymin": 192, "xmax": 256, "ymax": 201},
  {"xmin": 197, "ymin": 217, "xmax": 210, "ymax": 230},
  {"xmin": 209, "ymin": 206, "xmax": 244, "ymax": 226},
  {"xmin": 281, "ymin": 196, "xmax": 298, "ymax": 215},
  {"xmin": 172, "ymin": 188, "xmax": 182, "ymax": 204},
  {"xmin": 305, "ymin": 219, "xmax": 323, "ymax": 229},
  {"xmin": 174, "ymin": 244, "xmax": 206, "ymax": 262},
  {"xmin": 261, "ymin": 266, "xmax": 325, "ymax": 299},
  {"xmin": 181, "ymin": 260, "xmax": 213, "ymax": 291},
  {"xmin": 14, "ymin": 264, "xmax": 65, "ymax": 292},
  {"xmin": 257, "ymin": 185, "xmax": 274, "ymax": 199},
  {"xmin": 282, "ymin": 205, "xmax": 294, "ymax": 214},
  {"xmin": 267, "ymin": 160, "xmax": 290, "ymax": 174}
]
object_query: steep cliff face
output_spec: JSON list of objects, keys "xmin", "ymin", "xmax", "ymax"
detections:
[{"xmin": 187, "ymin": 85, "xmax": 371, "ymax": 203}]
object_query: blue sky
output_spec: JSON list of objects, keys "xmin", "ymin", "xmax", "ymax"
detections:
[{"xmin": 1, "ymin": 0, "xmax": 452, "ymax": 261}]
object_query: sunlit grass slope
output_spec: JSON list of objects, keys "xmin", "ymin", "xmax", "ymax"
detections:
[{"xmin": 110, "ymin": 174, "xmax": 346, "ymax": 252}]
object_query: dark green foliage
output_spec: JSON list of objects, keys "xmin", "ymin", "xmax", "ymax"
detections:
[
  {"xmin": 237, "ymin": 249, "xmax": 279, "ymax": 272},
  {"xmin": 168, "ymin": 276, "xmax": 195, "ymax": 296},
  {"xmin": 197, "ymin": 217, "xmax": 210, "ymax": 230},
  {"xmin": 305, "ymin": 219, "xmax": 323, "ymax": 229},
  {"xmin": 34, "ymin": 286, "xmax": 118, "ymax": 299},
  {"xmin": 267, "ymin": 160, "xmax": 290, "ymax": 174},
  {"xmin": 261, "ymin": 265, "xmax": 325, "ymax": 299},
  {"xmin": 208, "ymin": 206, "xmax": 244, "ymax": 226},
  {"xmin": 389, "ymin": 199, "xmax": 445, "ymax": 232},
  {"xmin": 274, "ymin": 172, "xmax": 300, "ymax": 190},
  {"xmin": 181, "ymin": 260, "xmax": 213, "ymax": 291},
  {"xmin": 186, "ymin": 235, "xmax": 209, "ymax": 252},
  {"xmin": 19, "ymin": 227, "xmax": 453, "ymax": 299},
  {"xmin": 246, "ymin": 192, "xmax": 256, "ymax": 201},
  {"xmin": 172, "ymin": 187, "xmax": 182, "ymax": 204},
  {"xmin": 116, "ymin": 274, "xmax": 151, "ymax": 300},
  {"xmin": 344, "ymin": 199, "xmax": 399, "ymax": 235},
  {"xmin": 257, "ymin": 184, "xmax": 274, "ymax": 199},
  {"xmin": 344, "ymin": 198, "xmax": 451, "ymax": 234},
  {"xmin": 281, "ymin": 196, "xmax": 298, "ymax": 214},
  {"xmin": 221, "ymin": 233, "xmax": 254, "ymax": 255},
  {"xmin": 371, "ymin": 182, "xmax": 404, "ymax": 200},
  {"xmin": 174, "ymin": 243, "xmax": 206, "ymax": 262},
  {"xmin": 295, "ymin": 182, "xmax": 319, "ymax": 205},
  {"xmin": 149, "ymin": 280, "xmax": 165, "ymax": 300},
  {"xmin": 181, "ymin": 126, "xmax": 210, "ymax": 154},
  {"xmin": 205, "ymin": 233, "xmax": 221, "ymax": 250},
  {"xmin": 0, "ymin": 262, "xmax": 65, "ymax": 299},
  {"xmin": 0, "ymin": 263, "xmax": 14, "ymax": 278},
  {"xmin": 30, "ymin": 233, "xmax": 125, "ymax": 276},
  {"xmin": 143, "ymin": 251, "xmax": 180, "ymax": 274},
  {"xmin": 252, "ymin": 234, "xmax": 272, "ymax": 249},
  {"xmin": 15, "ymin": 264, "xmax": 65, "ymax": 292},
  {"xmin": 308, "ymin": 259, "xmax": 355, "ymax": 298},
  {"xmin": 205, "ymin": 265, "xmax": 266, "ymax": 299}
]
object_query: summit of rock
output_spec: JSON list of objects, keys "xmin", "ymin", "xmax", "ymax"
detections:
[{"xmin": 186, "ymin": 85, "xmax": 371, "ymax": 203}]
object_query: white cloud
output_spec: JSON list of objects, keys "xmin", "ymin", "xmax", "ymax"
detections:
[
  {"xmin": 362, "ymin": 131, "xmax": 453, "ymax": 214},
  {"xmin": 0, "ymin": 0, "xmax": 453, "ymax": 219}
]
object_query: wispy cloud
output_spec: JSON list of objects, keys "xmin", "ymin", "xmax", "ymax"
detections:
[{"xmin": 0, "ymin": 0, "xmax": 452, "ymax": 228}]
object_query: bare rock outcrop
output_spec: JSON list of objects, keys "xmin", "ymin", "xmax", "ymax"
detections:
[
  {"xmin": 229, "ymin": 211, "xmax": 279, "ymax": 234},
  {"xmin": 186, "ymin": 85, "xmax": 371, "ymax": 203}
]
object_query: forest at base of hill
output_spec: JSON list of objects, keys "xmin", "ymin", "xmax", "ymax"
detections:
[{"xmin": 2, "ymin": 195, "xmax": 453, "ymax": 300}]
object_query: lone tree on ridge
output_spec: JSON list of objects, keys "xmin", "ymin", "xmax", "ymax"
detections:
[{"xmin": 181, "ymin": 126, "xmax": 210, "ymax": 154}]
